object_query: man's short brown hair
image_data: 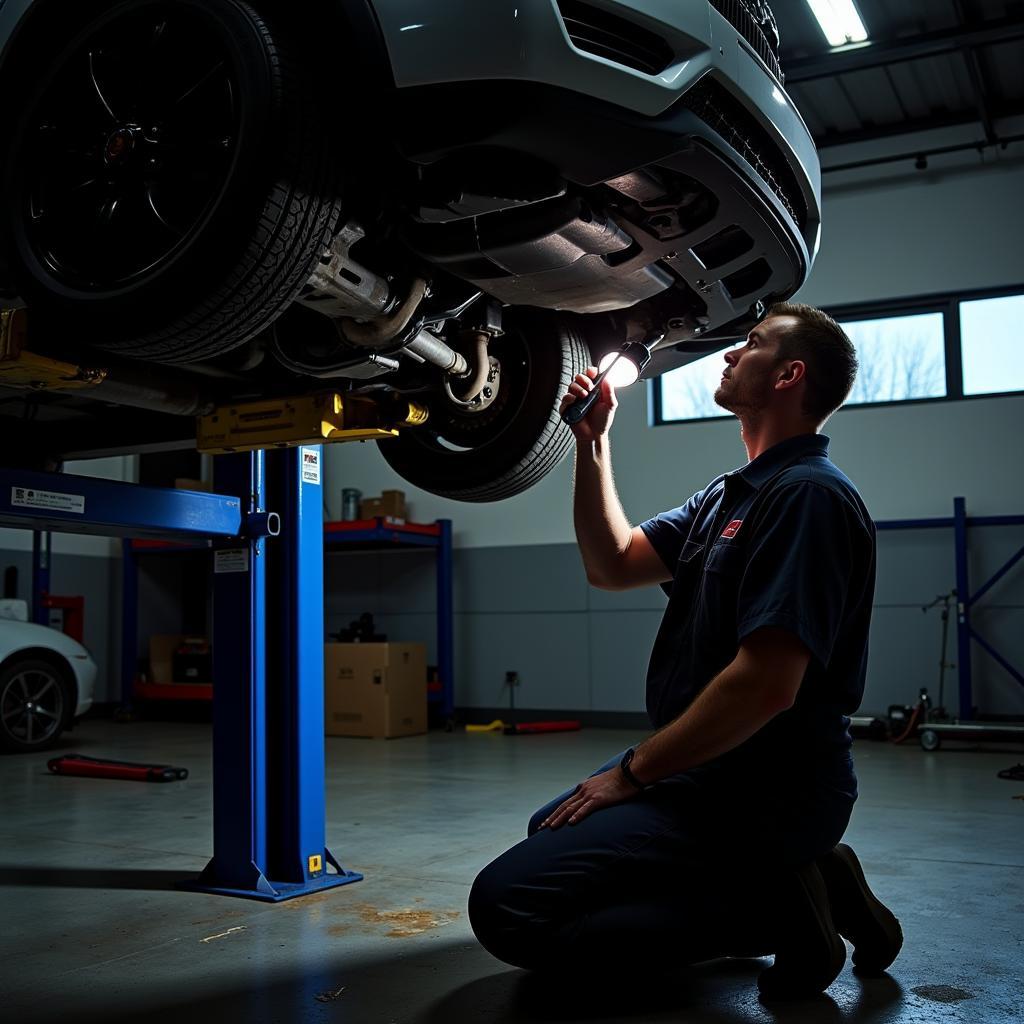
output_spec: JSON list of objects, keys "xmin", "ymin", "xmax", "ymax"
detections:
[{"xmin": 765, "ymin": 301, "xmax": 857, "ymax": 422}]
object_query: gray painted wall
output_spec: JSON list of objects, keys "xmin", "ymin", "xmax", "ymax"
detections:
[{"xmin": 322, "ymin": 527, "xmax": 1024, "ymax": 722}]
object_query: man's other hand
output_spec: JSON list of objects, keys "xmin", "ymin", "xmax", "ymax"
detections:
[
  {"xmin": 560, "ymin": 366, "xmax": 618, "ymax": 442},
  {"xmin": 540, "ymin": 765, "xmax": 638, "ymax": 829}
]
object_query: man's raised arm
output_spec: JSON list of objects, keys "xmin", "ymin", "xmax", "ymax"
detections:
[{"xmin": 560, "ymin": 369, "xmax": 671, "ymax": 591}]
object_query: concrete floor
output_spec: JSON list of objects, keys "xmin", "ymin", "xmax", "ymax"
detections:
[{"xmin": 0, "ymin": 721, "xmax": 1021, "ymax": 1024}]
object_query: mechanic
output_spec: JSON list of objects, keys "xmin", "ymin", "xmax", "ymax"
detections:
[{"xmin": 467, "ymin": 302, "xmax": 903, "ymax": 999}]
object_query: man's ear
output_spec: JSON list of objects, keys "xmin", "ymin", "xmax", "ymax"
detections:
[{"xmin": 775, "ymin": 359, "xmax": 806, "ymax": 391}]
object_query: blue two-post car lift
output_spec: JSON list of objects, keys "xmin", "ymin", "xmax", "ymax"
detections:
[{"xmin": 0, "ymin": 446, "xmax": 363, "ymax": 901}]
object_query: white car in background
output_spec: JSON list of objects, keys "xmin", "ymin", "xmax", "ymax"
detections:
[{"xmin": 0, "ymin": 601, "xmax": 96, "ymax": 753}]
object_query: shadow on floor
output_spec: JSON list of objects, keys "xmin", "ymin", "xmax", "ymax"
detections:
[
  {"xmin": 10, "ymin": 939, "xmax": 906, "ymax": 1024},
  {"xmin": 0, "ymin": 866, "xmax": 189, "ymax": 890}
]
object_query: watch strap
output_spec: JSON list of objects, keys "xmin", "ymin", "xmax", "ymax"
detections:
[{"xmin": 619, "ymin": 748, "xmax": 646, "ymax": 791}]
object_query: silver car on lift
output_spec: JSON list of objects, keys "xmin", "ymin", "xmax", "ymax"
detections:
[{"xmin": 0, "ymin": 0, "xmax": 819, "ymax": 500}]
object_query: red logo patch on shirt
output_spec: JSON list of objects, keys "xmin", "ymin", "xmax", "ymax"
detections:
[{"xmin": 721, "ymin": 519, "xmax": 743, "ymax": 539}]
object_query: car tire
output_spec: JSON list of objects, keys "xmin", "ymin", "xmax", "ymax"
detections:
[
  {"xmin": 4, "ymin": 0, "xmax": 342, "ymax": 363},
  {"xmin": 0, "ymin": 656, "xmax": 74, "ymax": 754},
  {"xmin": 377, "ymin": 314, "xmax": 590, "ymax": 502}
]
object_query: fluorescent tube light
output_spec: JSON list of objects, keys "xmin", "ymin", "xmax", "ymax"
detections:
[{"xmin": 805, "ymin": 0, "xmax": 868, "ymax": 47}]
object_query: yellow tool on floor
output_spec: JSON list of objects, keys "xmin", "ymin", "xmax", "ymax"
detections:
[{"xmin": 466, "ymin": 719, "xmax": 506, "ymax": 733}]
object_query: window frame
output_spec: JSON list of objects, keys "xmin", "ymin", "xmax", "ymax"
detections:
[{"xmin": 652, "ymin": 282, "xmax": 1024, "ymax": 426}]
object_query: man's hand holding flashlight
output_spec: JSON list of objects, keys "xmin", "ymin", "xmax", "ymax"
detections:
[{"xmin": 559, "ymin": 367, "xmax": 618, "ymax": 443}]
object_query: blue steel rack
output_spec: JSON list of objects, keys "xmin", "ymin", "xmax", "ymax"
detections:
[
  {"xmin": 876, "ymin": 496, "xmax": 1024, "ymax": 720},
  {"xmin": 4, "ymin": 450, "xmax": 362, "ymax": 902},
  {"xmin": 324, "ymin": 517, "xmax": 454, "ymax": 721}
]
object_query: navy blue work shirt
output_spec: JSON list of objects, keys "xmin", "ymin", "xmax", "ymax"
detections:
[{"xmin": 639, "ymin": 433, "xmax": 875, "ymax": 781}]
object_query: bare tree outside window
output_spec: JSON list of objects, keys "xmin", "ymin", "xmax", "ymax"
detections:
[
  {"xmin": 842, "ymin": 313, "xmax": 946, "ymax": 405},
  {"xmin": 660, "ymin": 346, "xmax": 732, "ymax": 421},
  {"xmin": 659, "ymin": 311, "xmax": 948, "ymax": 423}
]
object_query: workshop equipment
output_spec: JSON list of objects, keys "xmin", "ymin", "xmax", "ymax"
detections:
[
  {"xmin": 561, "ymin": 332, "xmax": 663, "ymax": 425},
  {"xmin": 48, "ymin": 753, "xmax": 188, "ymax": 783},
  {"xmin": 466, "ymin": 718, "xmax": 582, "ymax": 735},
  {"xmin": 198, "ymin": 392, "xmax": 427, "ymax": 453},
  {"xmin": 3, "ymin": 450, "xmax": 364, "ymax": 901},
  {"xmin": 342, "ymin": 488, "xmax": 362, "ymax": 521},
  {"xmin": 466, "ymin": 671, "xmax": 582, "ymax": 734}
]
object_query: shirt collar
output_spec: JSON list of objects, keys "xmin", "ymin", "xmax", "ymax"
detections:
[{"xmin": 729, "ymin": 433, "xmax": 830, "ymax": 492}]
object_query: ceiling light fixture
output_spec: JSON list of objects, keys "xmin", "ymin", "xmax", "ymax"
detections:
[{"xmin": 805, "ymin": 0, "xmax": 868, "ymax": 47}]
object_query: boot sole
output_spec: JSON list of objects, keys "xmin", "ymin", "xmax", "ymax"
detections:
[
  {"xmin": 757, "ymin": 866, "xmax": 846, "ymax": 999},
  {"xmin": 828, "ymin": 844, "xmax": 903, "ymax": 973}
]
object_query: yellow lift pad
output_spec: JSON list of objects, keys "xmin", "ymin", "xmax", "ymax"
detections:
[
  {"xmin": 0, "ymin": 307, "xmax": 107, "ymax": 390},
  {"xmin": 198, "ymin": 391, "xmax": 428, "ymax": 454}
]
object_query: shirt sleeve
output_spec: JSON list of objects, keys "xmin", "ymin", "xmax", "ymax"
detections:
[
  {"xmin": 639, "ymin": 487, "xmax": 707, "ymax": 572},
  {"xmin": 736, "ymin": 481, "xmax": 864, "ymax": 667}
]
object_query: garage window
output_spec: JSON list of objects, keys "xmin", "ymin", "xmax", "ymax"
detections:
[
  {"xmin": 653, "ymin": 285, "xmax": 1022, "ymax": 424},
  {"xmin": 657, "ymin": 346, "xmax": 733, "ymax": 422},
  {"xmin": 960, "ymin": 294, "xmax": 1024, "ymax": 397},
  {"xmin": 841, "ymin": 312, "xmax": 946, "ymax": 405}
]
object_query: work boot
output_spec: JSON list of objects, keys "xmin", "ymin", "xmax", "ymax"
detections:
[
  {"xmin": 757, "ymin": 861, "xmax": 846, "ymax": 1000},
  {"xmin": 817, "ymin": 843, "xmax": 903, "ymax": 973}
]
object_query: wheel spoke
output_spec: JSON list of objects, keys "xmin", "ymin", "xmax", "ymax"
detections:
[
  {"xmin": 88, "ymin": 50, "xmax": 118, "ymax": 121},
  {"xmin": 144, "ymin": 185, "xmax": 185, "ymax": 237},
  {"xmin": 30, "ymin": 678, "xmax": 56, "ymax": 702},
  {"xmin": 25, "ymin": 713, "xmax": 34, "ymax": 743},
  {"xmin": 16, "ymin": 676, "xmax": 30, "ymax": 700},
  {"xmin": 2, "ymin": 706, "xmax": 24, "ymax": 723},
  {"xmin": 34, "ymin": 707, "xmax": 59, "ymax": 722},
  {"xmin": 173, "ymin": 61, "xmax": 226, "ymax": 108}
]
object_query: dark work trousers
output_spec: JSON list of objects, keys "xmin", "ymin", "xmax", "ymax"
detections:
[{"xmin": 468, "ymin": 749, "xmax": 856, "ymax": 972}]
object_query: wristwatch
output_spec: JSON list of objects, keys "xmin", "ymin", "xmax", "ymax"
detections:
[{"xmin": 619, "ymin": 747, "xmax": 647, "ymax": 791}]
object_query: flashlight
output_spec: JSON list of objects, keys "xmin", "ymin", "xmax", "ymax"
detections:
[{"xmin": 561, "ymin": 332, "xmax": 664, "ymax": 426}]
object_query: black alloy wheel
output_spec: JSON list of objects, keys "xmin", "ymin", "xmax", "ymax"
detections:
[
  {"xmin": 20, "ymin": 6, "xmax": 239, "ymax": 292},
  {"xmin": 4, "ymin": 0, "xmax": 343, "ymax": 363},
  {"xmin": 0, "ymin": 658, "xmax": 72, "ymax": 753}
]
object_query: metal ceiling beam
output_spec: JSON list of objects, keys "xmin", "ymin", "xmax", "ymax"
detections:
[
  {"xmin": 951, "ymin": 0, "xmax": 998, "ymax": 144},
  {"xmin": 812, "ymin": 106, "xmax": 1020, "ymax": 149},
  {"xmin": 784, "ymin": 16, "xmax": 1024, "ymax": 83}
]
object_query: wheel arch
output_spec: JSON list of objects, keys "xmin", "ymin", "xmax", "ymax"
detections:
[{"xmin": 0, "ymin": 645, "xmax": 79, "ymax": 714}]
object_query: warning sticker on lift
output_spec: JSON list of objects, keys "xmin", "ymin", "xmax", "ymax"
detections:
[
  {"xmin": 301, "ymin": 447, "xmax": 321, "ymax": 485},
  {"xmin": 214, "ymin": 548, "xmax": 250, "ymax": 574},
  {"xmin": 10, "ymin": 487, "xmax": 85, "ymax": 515}
]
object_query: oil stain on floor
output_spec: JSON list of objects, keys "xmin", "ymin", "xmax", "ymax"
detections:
[
  {"xmin": 352, "ymin": 904, "xmax": 461, "ymax": 938},
  {"xmin": 911, "ymin": 985, "xmax": 974, "ymax": 1003}
]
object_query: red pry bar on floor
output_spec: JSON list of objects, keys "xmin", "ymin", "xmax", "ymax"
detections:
[{"xmin": 47, "ymin": 753, "xmax": 189, "ymax": 783}]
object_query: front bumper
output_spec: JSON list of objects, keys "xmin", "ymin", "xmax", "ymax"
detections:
[{"xmin": 372, "ymin": 0, "xmax": 820, "ymax": 256}]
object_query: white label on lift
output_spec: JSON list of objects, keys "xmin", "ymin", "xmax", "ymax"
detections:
[
  {"xmin": 214, "ymin": 548, "xmax": 250, "ymax": 574},
  {"xmin": 10, "ymin": 487, "xmax": 85, "ymax": 515},
  {"xmin": 301, "ymin": 447, "xmax": 321, "ymax": 485}
]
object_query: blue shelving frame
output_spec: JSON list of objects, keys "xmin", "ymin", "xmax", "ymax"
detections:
[
  {"xmin": 876, "ymin": 496, "xmax": 1024, "ymax": 719},
  {"xmin": 5, "ymin": 452, "xmax": 362, "ymax": 902},
  {"xmin": 323, "ymin": 517, "xmax": 454, "ymax": 721}
]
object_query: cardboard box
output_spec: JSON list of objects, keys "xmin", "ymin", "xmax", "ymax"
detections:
[
  {"xmin": 359, "ymin": 489, "xmax": 407, "ymax": 520},
  {"xmin": 324, "ymin": 642, "xmax": 426, "ymax": 739},
  {"xmin": 149, "ymin": 633, "xmax": 183, "ymax": 685}
]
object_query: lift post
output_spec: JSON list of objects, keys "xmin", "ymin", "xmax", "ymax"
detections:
[
  {"xmin": 182, "ymin": 446, "xmax": 362, "ymax": 900},
  {"xmin": 1, "ymin": 453, "xmax": 361, "ymax": 901}
]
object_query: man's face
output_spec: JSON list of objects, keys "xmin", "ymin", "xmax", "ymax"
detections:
[{"xmin": 713, "ymin": 315, "xmax": 797, "ymax": 414}]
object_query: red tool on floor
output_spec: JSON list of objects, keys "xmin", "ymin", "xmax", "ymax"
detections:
[
  {"xmin": 465, "ymin": 672, "xmax": 582, "ymax": 735},
  {"xmin": 47, "ymin": 753, "xmax": 188, "ymax": 782}
]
